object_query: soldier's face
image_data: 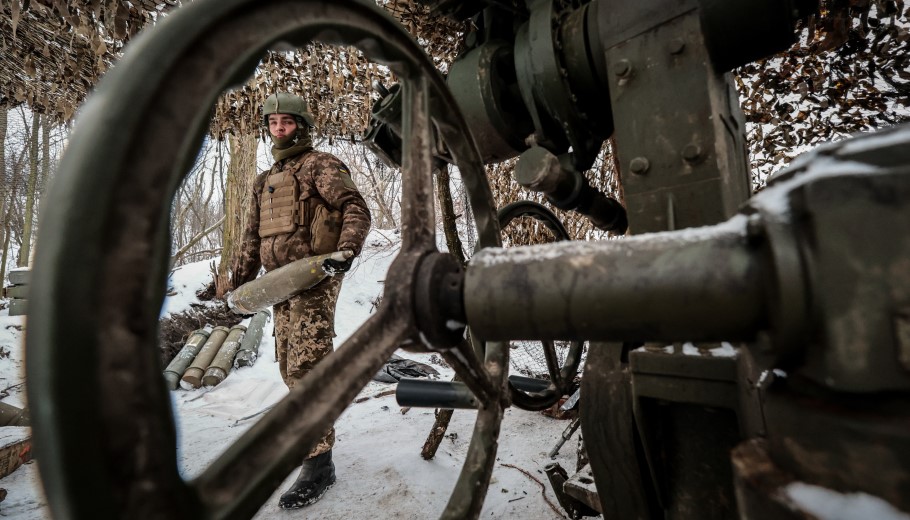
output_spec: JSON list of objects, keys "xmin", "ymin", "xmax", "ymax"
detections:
[{"xmin": 268, "ymin": 114, "xmax": 297, "ymax": 138}]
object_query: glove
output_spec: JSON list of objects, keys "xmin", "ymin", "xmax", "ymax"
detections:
[{"xmin": 322, "ymin": 251, "xmax": 354, "ymax": 275}]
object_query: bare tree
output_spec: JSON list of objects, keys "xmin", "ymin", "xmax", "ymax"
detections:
[
  {"xmin": 332, "ymin": 140, "xmax": 400, "ymax": 230},
  {"xmin": 0, "ymin": 106, "xmax": 8, "ymax": 285},
  {"xmin": 214, "ymin": 132, "xmax": 258, "ymax": 297},
  {"xmin": 16, "ymin": 111, "xmax": 39, "ymax": 267},
  {"xmin": 170, "ymin": 137, "xmax": 226, "ymax": 269}
]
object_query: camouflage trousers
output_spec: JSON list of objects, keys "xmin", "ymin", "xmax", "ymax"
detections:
[{"xmin": 273, "ymin": 273, "xmax": 344, "ymax": 459}]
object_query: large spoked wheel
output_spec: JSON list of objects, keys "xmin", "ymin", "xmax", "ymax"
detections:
[
  {"xmin": 26, "ymin": 1, "xmax": 504, "ymax": 519},
  {"xmin": 496, "ymin": 201, "xmax": 584, "ymax": 411}
]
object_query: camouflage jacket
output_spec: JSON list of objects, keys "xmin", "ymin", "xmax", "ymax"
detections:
[{"xmin": 231, "ymin": 150, "xmax": 371, "ymax": 287}]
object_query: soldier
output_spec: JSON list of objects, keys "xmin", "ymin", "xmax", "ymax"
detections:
[{"xmin": 230, "ymin": 92, "xmax": 371, "ymax": 509}]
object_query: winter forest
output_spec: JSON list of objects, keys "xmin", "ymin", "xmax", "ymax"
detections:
[
  {"xmin": 1, "ymin": 1, "xmax": 908, "ymax": 283},
  {"xmin": 1, "ymin": 0, "xmax": 910, "ymax": 519}
]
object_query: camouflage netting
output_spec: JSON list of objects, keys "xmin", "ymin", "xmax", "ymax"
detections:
[
  {"xmin": 0, "ymin": 0, "xmax": 178, "ymax": 122},
  {"xmin": 3, "ymin": 0, "xmax": 905, "ymax": 151},
  {"xmin": 736, "ymin": 0, "xmax": 910, "ymax": 178},
  {"xmin": 0, "ymin": 0, "xmax": 464, "ymax": 136},
  {"xmin": 2, "ymin": 0, "xmax": 906, "ymax": 215},
  {"xmin": 211, "ymin": 1, "xmax": 465, "ymax": 139}
]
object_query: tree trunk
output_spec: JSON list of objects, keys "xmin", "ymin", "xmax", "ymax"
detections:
[
  {"xmin": 1, "ymin": 185, "xmax": 20, "ymax": 287},
  {"xmin": 434, "ymin": 165, "xmax": 467, "ymax": 265},
  {"xmin": 17, "ymin": 112, "xmax": 39, "ymax": 267},
  {"xmin": 40, "ymin": 114, "xmax": 51, "ymax": 190},
  {"xmin": 0, "ymin": 225, "xmax": 10, "ymax": 288},
  {"xmin": 0, "ymin": 106, "xmax": 7, "ymax": 284},
  {"xmin": 420, "ymin": 165, "xmax": 468, "ymax": 460},
  {"xmin": 216, "ymin": 132, "xmax": 258, "ymax": 298}
]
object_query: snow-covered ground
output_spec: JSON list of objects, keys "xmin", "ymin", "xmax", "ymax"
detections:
[
  {"xmin": 0, "ymin": 232, "xmax": 577, "ymax": 519},
  {"xmin": 2, "ymin": 229, "xmax": 909, "ymax": 519}
]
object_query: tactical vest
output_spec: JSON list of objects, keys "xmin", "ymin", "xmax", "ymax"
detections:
[
  {"xmin": 258, "ymin": 168, "xmax": 343, "ymax": 255},
  {"xmin": 258, "ymin": 170, "xmax": 301, "ymax": 238}
]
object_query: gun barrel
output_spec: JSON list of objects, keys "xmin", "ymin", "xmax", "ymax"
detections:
[
  {"xmin": 162, "ymin": 326, "xmax": 212, "ymax": 390},
  {"xmin": 395, "ymin": 379, "xmax": 480, "ymax": 409},
  {"xmin": 227, "ymin": 251, "xmax": 353, "ymax": 314},
  {"xmin": 465, "ymin": 217, "xmax": 767, "ymax": 342}
]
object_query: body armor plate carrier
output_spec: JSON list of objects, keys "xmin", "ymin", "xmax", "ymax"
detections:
[
  {"xmin": 258, "ymin": 168, "xmax": 342, "ymax": 255},
  {"xmin": 259, "ymin": 170, "xmax": 301, "ymax": 237}
]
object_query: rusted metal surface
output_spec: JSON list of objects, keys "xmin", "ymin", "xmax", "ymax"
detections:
[
  {"xmin": 581, "ymin": 343, "xmax": 658, "ymax": 519},
  {"xmin": 26, "ymin": 0, "xmax": 910, "ymax": 518},
  {"xmin": 731, "ymin": 439, "xmax": 821, "ymax": 520},
  {"xmin": 465, "ymin": 218, "xmax": 767, "ymax": 343},
  {"xmin": 560, "ymin": 463, "xmax": 602, "ymax": 516},
  {"xmin": 26, "ymin": 0, "xmax": 502, "ymax": 518},
  {"xmin": 762, "ymin": 383, "xmax": 910, "ymax": 513},
  {"xmin": 546, "ymin": 462, "xmax": 601, "ymax": 518}
]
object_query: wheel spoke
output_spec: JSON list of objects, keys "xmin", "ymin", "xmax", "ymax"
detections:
[
  {"xmin": 442, "ymin": 341, "xmax": 509, "ymax": 519},
  {"xmin": 492, "ymin": 201, "xmax": 585, "ymax": 411},
  {"xmin": 400, "ymin": 75, "xmax": 436, "ymax": 252},
  {"xmin": 193, "ymin": 306, "xmax": 408, "ymax": 518},
  {"xmin": 25, "ymin": 0, "xmax": 507, "ymax": 518},
  {"xmin": 441, "ymin": 341, "xmax": 497, "ymax": 405},
  {"xmin": 541, "ymin": 340, "xmax": 565, "ymax": 389}
]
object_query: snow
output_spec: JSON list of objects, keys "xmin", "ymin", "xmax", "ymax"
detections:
[
  {"xmin": 786, "ymin": 483, "xmax": 910, "ymax": 520},
  {"xmin": 0, "ymin": 227, "xmax": 908, "ymax": 519},
  {"xmin": 0, "ymin": 230, "xmax": 576, "ymax": 519},
  {"xmin": 470, "ymin": 214, "xmax": 751, "ymax": 268}
]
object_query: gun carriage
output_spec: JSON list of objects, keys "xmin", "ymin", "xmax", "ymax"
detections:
[{"xmin": 26, "ymin": 0, "xmax": 910, "ymax": 518}]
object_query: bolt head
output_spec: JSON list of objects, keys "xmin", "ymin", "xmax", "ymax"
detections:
[
  {"xmin": 669, "ymin": 38, "xmax": 686, "ymax": 55},
  {"xmin": 615, "ymin": 59, "xmax": 632, "ymax": 78},
  {"xmin": 746, "ymin": 214, "xmax": 765, "ymax": 244},
  {"xmin": 682, "ymin": 144, "xmax": 703, "ymax": 163},
  {"xmin": 629, "ymin": 157, "xmax": 649, "ymax": 175}
]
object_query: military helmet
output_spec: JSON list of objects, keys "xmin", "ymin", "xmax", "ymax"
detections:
[{"xmin": 262, "ymin": 93, "xmax": 315, "ymax": 128}]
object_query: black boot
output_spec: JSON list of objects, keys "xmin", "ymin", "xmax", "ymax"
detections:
[{"xmin": 278, "ymin": 450, "xmax": 336, "ymax": 509}]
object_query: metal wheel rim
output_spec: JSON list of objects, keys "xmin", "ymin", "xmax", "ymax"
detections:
[
  {"xmin": 26, "ymin": 1, "xmax": 503, "ymax": 518},
  {"xmin": 497, "ymin": 200, "xmax": 584, "ymax": 411}
]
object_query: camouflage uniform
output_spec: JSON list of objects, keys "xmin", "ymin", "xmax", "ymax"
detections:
[{"xmin": 232, "ymin": 150, "xmax": 371, "ymax": 457}]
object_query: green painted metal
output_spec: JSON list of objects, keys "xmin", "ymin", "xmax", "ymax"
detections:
[
  {"xmin": 26, "ymin": 0, "xmax": 503, "ymax": 519},
  {"xmin": 181, "ymin": 326, "xmax": 230, "ymax": 389},
  {"xmin": 226, "ymin": 251, "xmax": 351, "ymax": 315},
  {"xmin": 202, "ymin": 325, "xmax": 248, "ymax": 388},
  {"xmin": 26, "ymin": 0, "xmax": 910, "ymax": 518},
  {"xmin": 162, "ymin": 327, "xmax": 213, "ymax": 391},
  {"xmin": 234, "ymin": 311, "xmax": 270, "ymax": 368},
  {"xmin": 465, "ymin": 218, "xmax": 766, "ymax": 342},
  {"xmin": 261, "ymin": 92, "xmax": 315, "ymax": 127},
  {"xmin": 600, "ymin": 5, "xmax": 751, "ymax": 234}
]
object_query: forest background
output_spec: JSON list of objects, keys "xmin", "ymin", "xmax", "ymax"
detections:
[{"xmin": 0, "ymin": 0, "xmax": 908, "ymax": 293}]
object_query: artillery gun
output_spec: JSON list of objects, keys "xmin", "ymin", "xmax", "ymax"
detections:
[{"xmin": 25, "ymin": 1, "xmax": 909, "ymax": 519}]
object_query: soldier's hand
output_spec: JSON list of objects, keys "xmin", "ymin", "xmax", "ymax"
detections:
[{"xmin": 322, "ymin": 251, "xmax": 354, "ymax": 275}]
